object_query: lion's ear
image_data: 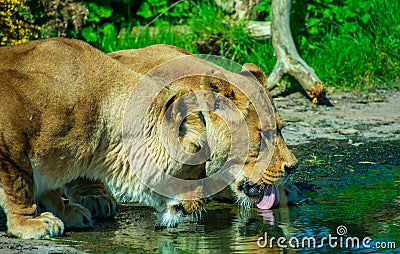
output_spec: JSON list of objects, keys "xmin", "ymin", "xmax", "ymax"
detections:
[
  {"xmin": 201, "ymin": 69, "xmax": 234, "ymax": 98},
  {"xmin": 239, "ymin": 63, "xmax": 267, "ymax": 87}
]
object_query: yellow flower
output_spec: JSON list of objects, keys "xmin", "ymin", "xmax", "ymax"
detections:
[{"xmin": 0, "ymin": 0, "xmax": 40, "ymax": 45}]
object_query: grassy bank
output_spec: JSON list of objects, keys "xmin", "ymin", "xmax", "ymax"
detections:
[
  {"xmin": 3, "ymin": 0, "xmax": 396, "ymax": 91},
  {"xmin": 303, "ymin": 0, "xmax": 400, "ymax": 90},
  {"xmin": 95, "ymin": 0, "xmax": 399, "ymax": 91}
]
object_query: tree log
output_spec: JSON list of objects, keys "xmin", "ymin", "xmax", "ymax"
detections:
[
  {"xmin": 246, "ymin": 21, "xmax": 271, "ymax": 40},
  {"xmin": 267, "ymin": 0, "xmax": 326, "ymax": 103}
]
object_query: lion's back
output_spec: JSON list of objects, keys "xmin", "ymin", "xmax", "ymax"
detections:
[
  {"xmin": 0, "ymin": 38, "xmax": 133, "ymax": 171},
  {"xmin": 0, "ymin": 38, "xmax": 104, "ymax": 95},
  {"xmin": 109, "ymin": 44, "xmax": 191, "ymax": 74}
]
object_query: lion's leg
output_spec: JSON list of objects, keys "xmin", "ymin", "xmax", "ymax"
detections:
[
  {"xmin": 37, "ymin": 188, "xmax": 92, "ymax": 229},
  {"xmin": 0, "ymin": 158, "xmax": 63, "ymax": 239},
  {"xmin": 64, "ymin": 178, "xmax": 117, "ymax": 219}
]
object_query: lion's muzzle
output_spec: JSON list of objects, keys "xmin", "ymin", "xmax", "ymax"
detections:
[
  {"xmin": 239, "ymin": 160, "xmax": 298, "ymax": 210},
  {"xmin": 239, "ymin": 181, "xmax": 264, "ymax": 198},
  {"xmin": 239, "ymin": 181, "xmax": 280, "ymax": 210}
]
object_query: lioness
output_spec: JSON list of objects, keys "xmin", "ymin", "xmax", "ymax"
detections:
[
  {"xmin": 108, "ymin": 45, "xmax": 299, "ymax": 207},
  {"xmin": 0, "ymin": 38, "xmax": 297, "ymax": 239}
]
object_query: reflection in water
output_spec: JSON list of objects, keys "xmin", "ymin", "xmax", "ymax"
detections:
[
  {"xmin": 60, "ymin": 164, "xmax": 399, "ymax": 253},
  {"xmin": 62, "ymin": 203, "xmax": 290, "ymax": 253},
  {"xmin": 58, "ymin": 139, "xmax": 400, "ymax": 253}
]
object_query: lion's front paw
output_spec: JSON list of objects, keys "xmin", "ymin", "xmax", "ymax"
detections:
[
  {"xmin": 158, "ymin": 198, "xmax": 204, "ymax": 228},
  {"xmin": 63, "ymin": 203, "xmax": 92, "ymax": 228},
  {"xmin": 8, "ymin": 212, "xmax": 64, "ymax": 239},
  {"xmin": 72, "ymin": 194, "xmax": 117, "ymax": 219}
]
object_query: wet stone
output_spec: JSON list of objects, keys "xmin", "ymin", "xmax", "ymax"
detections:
[{"xmin": 338, "ymin": 128, "xmax": 359, "ymax": 135}]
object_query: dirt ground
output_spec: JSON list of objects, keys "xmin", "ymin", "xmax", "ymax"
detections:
[
  {"xmin": 273, "ymin": 86, "xmax": 400, "ymax": 146},
  {"xmin": 0, "ymin": 86, "xmax": 399, "ymax": 253}
]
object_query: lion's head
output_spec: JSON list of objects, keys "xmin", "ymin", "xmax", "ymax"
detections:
[
  {"xmin": 190, "ymin": 62, "xmax": 298, "ymax": 210},
  {"xmin": 225, "ymin": 63, "xmax": 298, "ymax": 209},
  {"xmin": 111, "ymin": 46, "xmax": 297, "ymax": 223}
]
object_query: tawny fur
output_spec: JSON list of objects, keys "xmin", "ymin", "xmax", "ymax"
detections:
[{"xmin": 0, "ymin": 39, "xmax": 297, "ymax": 239}]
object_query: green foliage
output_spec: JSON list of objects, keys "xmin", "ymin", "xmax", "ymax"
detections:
[
  {"xmin": 2, "ymin": 0, "xmax": 398, "ymax": 91},
  {"xmin": 306, "ymin": 0, "xmax": 373, "ymax": 36},
  {"xmin": 253, "ymin": 0, "xmax": 272, "ymax": 21},
  {"xmin": 86, "ymin": 1, "xmax": 113, "ymax": 23},
  {"xmin": 78, "ymin": 0, "xmax": 191, "ymax": 48},
  {"xmin": 303, "ymin": 0, "xmax": 400, "ymax": 89},
  {"xmin": 0, "ymin": 0, "xmax": 40, "ymax": 45},
  {"xmin": 186, "ymin": 0, "xmax": 275, "ymax": 68},
  {"xmin": 136, "ymin": 0, "xmax": 190, "ymax": 25},
  {"xmin": 255, "ymin": 0, "xmax": 399, "ymax": 89},
  {"xmin": 116, "ymin": 25, "xmax": 198, "ymax": 53},
  {"xmin": 80, "ymin": 0, "xmax": 115, "ymax": 45}
]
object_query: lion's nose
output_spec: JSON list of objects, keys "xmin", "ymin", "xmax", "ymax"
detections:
[
  {"xmin": 284, "ymin": 161, "xmax": 298, "ymax": 175},
  {"xmin": 239, "ymin": 181, "xmax": 264, "ymax": 197}
]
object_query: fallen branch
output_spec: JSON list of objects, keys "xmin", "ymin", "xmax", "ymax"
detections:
[{"xmin": 267, "ymin": 0, "xmax": 326, "ymax": 103}]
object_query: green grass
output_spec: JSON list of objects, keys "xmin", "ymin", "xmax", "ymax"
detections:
[
  {"xmin": 302, "ymin": 0, "xmax": 400, "ymax": 90},
  {"xmin": 95, "ymin": 0, "xmax": 399, "ymax": 91},
  {"xmin": 98, "ymin": 25, "xmax": 198, "ymax": 53}
]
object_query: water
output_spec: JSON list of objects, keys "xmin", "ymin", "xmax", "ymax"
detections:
[{"xmin": 49, "ymin": 139, "xmax": 400, "ymax": 253}]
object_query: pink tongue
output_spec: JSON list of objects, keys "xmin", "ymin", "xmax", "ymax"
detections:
[{"xmin": 256, "ymin": 186, "xmax": 278, "ymax": 209}]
